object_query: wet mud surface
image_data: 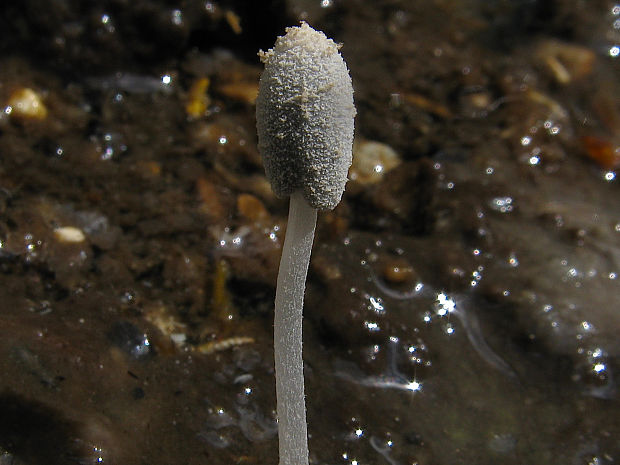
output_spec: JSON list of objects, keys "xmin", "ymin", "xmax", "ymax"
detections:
[{"xmin": 0, "ymin": 1, "xmax": 619, "ymax": 464}]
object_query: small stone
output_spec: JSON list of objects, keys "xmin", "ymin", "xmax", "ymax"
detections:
[
  {"xmin": 7, "ymin": 88, "xmax": 48, "ymax": 120},
  {"xmin": 581, "ymin": 135, "xmax": 619, "ymax": 170},
  {"xmin": 237, "ymin": 193, "xmax": 269, "ymax": 222},
  {"xmin": 225, "ymin": 10, "xmax": 242, "ymax": 35},
  {"xmin": 350, "ymin": 140, "xmax": 401, "ymax": 185},
  {"xmin": 185, "ymin": 77, "xmax": 211, "ymax": 118},
  {"xmin": 535, "ymin": 39, "xmax": 595, "ymax": 85},
  {"xmin": 217, "ymin": 81, "xmax": 259, "ymax": 104},
  {"xmin": 382, "ymin": 258, "xmax": 416, "ymax": 284},
  {"xmin": 53, "ymin": 226, "xmax": 86, "ymax": 243}
]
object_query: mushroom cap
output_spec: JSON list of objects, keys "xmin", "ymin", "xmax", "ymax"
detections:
[{"xmin": 256, "ymin": 22, "xmax": 356, "ymax": 211}]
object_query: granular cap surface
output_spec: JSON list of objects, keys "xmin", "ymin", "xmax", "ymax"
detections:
[{"xmin": 256, "ymin": 22, "xmax": 356, "ymax": 211}]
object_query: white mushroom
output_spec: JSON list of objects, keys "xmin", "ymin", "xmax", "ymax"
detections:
[{"xmin": 256, "ymin": 22, "xmax": 355, "ymax": 465}]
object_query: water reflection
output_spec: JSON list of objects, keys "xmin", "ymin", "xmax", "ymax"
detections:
[
  {"xmin": 333, "ymin": 339, "xmax": 422, "ymax": 393},
  {"xmin": 365, "ymin": 244, "xmax": 516, "ymax": 378}
]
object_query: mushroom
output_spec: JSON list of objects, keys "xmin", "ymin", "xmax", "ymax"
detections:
[{"xmin": 256, "ymin": 22, "xmax": 356, "ymax": 465}]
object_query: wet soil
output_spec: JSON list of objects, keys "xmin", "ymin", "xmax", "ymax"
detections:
[{"xmin": 0, "ymin": 1, "xmax": 619, "ymax": 464}]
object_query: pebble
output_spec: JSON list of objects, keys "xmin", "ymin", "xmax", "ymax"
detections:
[
  {"xmin": 53, "ymin": 226, "xmax": 86, "ymax": 243},
  {"xmin": 185, "ymin": 77, "xmax": 211, "ymax": 118},
  {"xmin": 7, "ymin": 87, "xmax": 48, "ymax": 120},
  {"xmin": 535, "ymin": 39, "xmax": 595, "ymax": 85},
  {"xmin": 237, "ymin": 193, "xmax": 269, "ymax": 222},
  {"xmin": 225, "ymin": 10, "xmax": 242, "ymax": 35},
  {"xmin": 382, "ymin": 258, "xmax": 416, "ymax": 284},
  {"xmin": 217, "ymin": 81, "xmax": 258, "ymax": 104},
  {"xmin": 581, "ymin": 135, "xmax": 619, "ymax": 170},
  {"xmin": 350, "ymin": 140, "xmax": 401, "ymax": 185}
]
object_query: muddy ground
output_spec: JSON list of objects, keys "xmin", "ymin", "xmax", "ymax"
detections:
[{"xmin": 0, "ymin": 1, "xmax": 619, "ymax": 464}]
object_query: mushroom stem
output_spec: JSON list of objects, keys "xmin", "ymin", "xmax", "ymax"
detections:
[{"xmin": 274, "ymin": 190, "xmax": 316, "ymax": 465}]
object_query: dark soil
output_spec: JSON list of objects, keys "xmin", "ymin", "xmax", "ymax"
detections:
[{"xmin": 0, "ymin": 1, "xmax": 618, "ymax": 464}]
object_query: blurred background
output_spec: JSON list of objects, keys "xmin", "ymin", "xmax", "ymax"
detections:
[{"xmin": 0, "ymin": 1, "xmax": 618, "ymax": 464}]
